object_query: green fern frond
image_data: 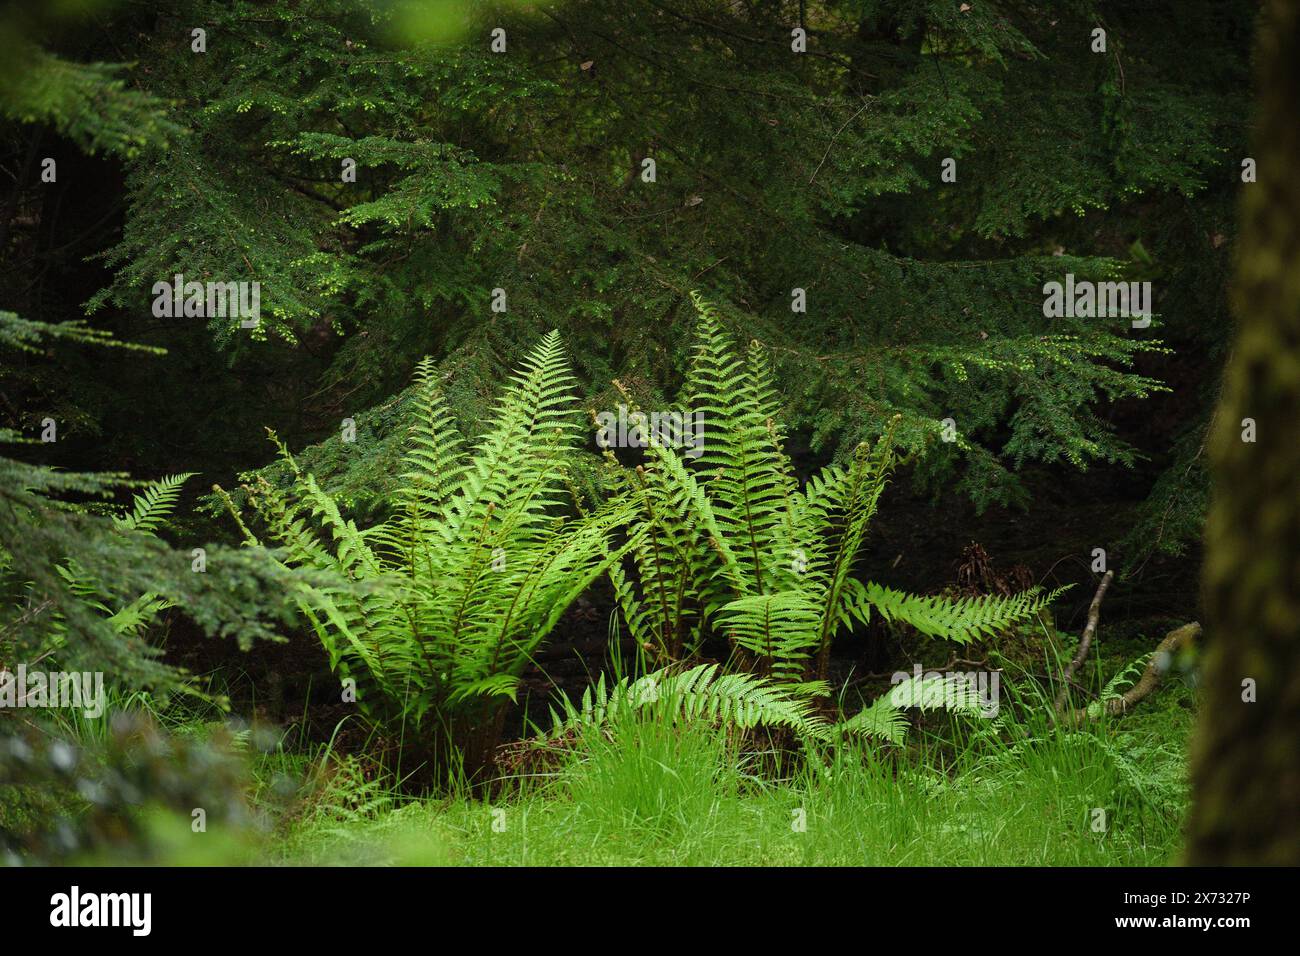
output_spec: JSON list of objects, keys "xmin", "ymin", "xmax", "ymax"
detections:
[
  {"xmin": 836, "ymin": 673, "xmax": 996, "ymax": 744},
  {"xmin": 114, "ymin": 473, "xmax": 195, "ymax": 535},
  {"xmin": 615, "ymin": 295, "xmax": 1060, "ymax": 693},
  {"xmin": 1101, "ymin": 652, "xmax": 1154, "ymax": 701},
  {"xmin": 400, "ymin": 355, "xmax": 469, "ymax": 517},
  {"xmin": 717, "ymin": 591, "xmax": 821, "ymax": 681},
  {"xmin": 859, "ymin": 582, "xmax": 1069, "ymax": 644},
  {"xmin": 549, "ymin": 663, "xmax": 829, "ymax": 742},
  {"xmin": 231, "ymin": 331, "xmax": 631, "ymax": 755},
  {"xmin": 836, "ymin": 694, "xmax": 910, "ymax": 744}
]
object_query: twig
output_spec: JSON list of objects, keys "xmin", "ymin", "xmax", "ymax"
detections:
[
  {"xmin": 0, "ymin": 599, "xmax": 55, "ymax": 641},
  {"xmin": 809, "ymin": 100, "xmax": 872, "ymax": 186},
  {"xmin": 1054, "ymin": 570, "xmax": 1113, "ymax": 711}
]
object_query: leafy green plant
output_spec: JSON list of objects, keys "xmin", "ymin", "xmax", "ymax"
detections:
[
  {"xmin": 40, "ymin": 473, "xmax": 195, "ymax": 650},
  {"xmin": 837, "ymin": 672, "xmax": 1000, "ymax": 745},
  {"xmin": 543, "ymin": 664, "xmax": 1006, "ymax": 756},
  {"xmin": 224, "ymin": 332, "xmax": 638, "ymax": 778},
  {"xmin": 547, "ymin": 663, "xmax": 830, "ymax": 744},
  {"xmin": 0, "ymin": 311, "xmax": 305, "ymax": 691},
  {"xmin": 1086, "ymin": 651, "xmax": 1158, "ymax": 719},
  {"xmin": 604, "ymin": 295, "xmax": 1064, "ymax": 687}
]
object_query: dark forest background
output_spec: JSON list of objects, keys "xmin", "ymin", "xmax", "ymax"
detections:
[{"xmin": 0, "ymin": 0, "xmax": 1255, "ymax": 728}]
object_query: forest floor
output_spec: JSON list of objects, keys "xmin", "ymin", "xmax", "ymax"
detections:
[
  {"xmin": 16, "ymin": 630, "xmax": 1193, "ymax": 867},
  {"xmin": 267, "ymin": 685, "xmax": 1193, "ymax": 866}
]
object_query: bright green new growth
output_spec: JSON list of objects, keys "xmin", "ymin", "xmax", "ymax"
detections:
[
  {"xmin": 112, "ymin": 472, "xmax": 194, "ymax": 536},
  {"xmin": 609, "ymin": 295, "xmax": 1065, "ymax": 686},
  {"xmin": 540, "ymin": 636, "xmax": 1029, "ymax": 755},
  {"xmin": 544, "ymin": 662, "xmax": 993, "ymax": 750},
  {"xmin": 230, "ymin": 332, "xmax": 638, "ymax": 768}
]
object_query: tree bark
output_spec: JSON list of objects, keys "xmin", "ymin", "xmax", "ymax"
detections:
[{"xmin": 1185, "ymin": 0, "xmax": 1300, "ymax": 865}]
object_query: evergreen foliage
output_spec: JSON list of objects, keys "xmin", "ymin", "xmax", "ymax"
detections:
[
  {"xmin": 0, "ymin": 1, "xmax": 1283, "ymax": 870},
  {"xmin": 0, "ymin": 0, "xmax": 1243, "ymax": 536},
  {"xmin": 0, "ymin": 312, "xmax": 303, "ymax": 691}
]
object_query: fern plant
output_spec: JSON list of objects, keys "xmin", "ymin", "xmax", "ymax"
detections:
[
  {"xmin": 5, "ymin": 473, "xmax": 194, "ymax": 672},
  {"xmin": 543, "ymin": 664, "xmax": 1001, "ymax": 755},
  {"xmin": 839, "ymin": 672, "xmax": 1002, "ymax": 745},
  {"xmin": 604, "ymin": 295, "xmax": 1064, "ymax": 689},
  {"xmin": 547, "ymin": 663, "xmax": 831, "ymax": 743},
  {"xmin": 56, "ymin": 472, "xmax": 195, "ymax": 644},
  {"xmin": 223, "ymin": 332, "xmax": 638, "ymax": 777}
]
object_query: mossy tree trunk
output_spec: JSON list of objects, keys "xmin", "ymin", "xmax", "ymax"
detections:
[{"xmin": 1185, "ymin": 0, "xmax": 1300, "ymax": 865}]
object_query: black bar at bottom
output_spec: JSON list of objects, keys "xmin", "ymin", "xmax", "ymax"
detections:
[{"xmin": 0, "ymin": 865, "xmax": 1278, "ymax": 941}]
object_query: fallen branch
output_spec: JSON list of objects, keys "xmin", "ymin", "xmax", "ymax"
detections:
[
  {"xmin": 1054, "ymin": 570, "xmax": 1113, "ymax": 711},
  {"xmin": 1062, "ymin": 622, "xmax": 1201, "ymax": 726}
]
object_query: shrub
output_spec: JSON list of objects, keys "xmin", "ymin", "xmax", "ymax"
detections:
[{"xmin": 226, "ymin": 332, "xmax": 637, "ymax": 781}]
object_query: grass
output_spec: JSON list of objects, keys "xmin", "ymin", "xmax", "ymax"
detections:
[
  {"xmin": 266, "ymin": 671, "xmax": 1193, "ymax": 867},
  {"xmin": 4, "ymin": 640, "xmax": 1196, "ymax": 867}
]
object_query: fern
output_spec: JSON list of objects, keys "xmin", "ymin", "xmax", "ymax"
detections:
[
  {"xmin": 229, "ymin": 332, "xmax": 637, "ymax": 773},
  {"xmin": 1085, "ymin": 652, "xmax": 1157, "ymax": 718},
  {"xmin": 716, "ymin": 592, "xmax": 821, "ymax": 682},
  {"xmin": 836, "ymin": 673, "xmax": 999, "ymax": 745},
  {"xmin": 38, "ymin": 474, "xmax": 194, "ymax": 653},
  {"xmin": 1100, "ymin": 653, "xmax": 1155, "ymax": 702},
  {"xmin": 542, "ymin": 662, "xmax": 985, "ymax": 750},
  {"xmin": 610, "ymin": 295, "xmax": 1063, "ymax": 686},
  {"xmin": 547, "ymin": 663, "xmax": 830, "ymax": 743},
  {"xmin": 861, "ymin": 582, "xmax": 1068, "ymax": 645},
  {"xmin": 838, "ymin": 694, "xmax": 912, "ymax": 745},
  {"xmin": 114, "ymin": 473, "xmax": 196, "ymax": 534}
]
